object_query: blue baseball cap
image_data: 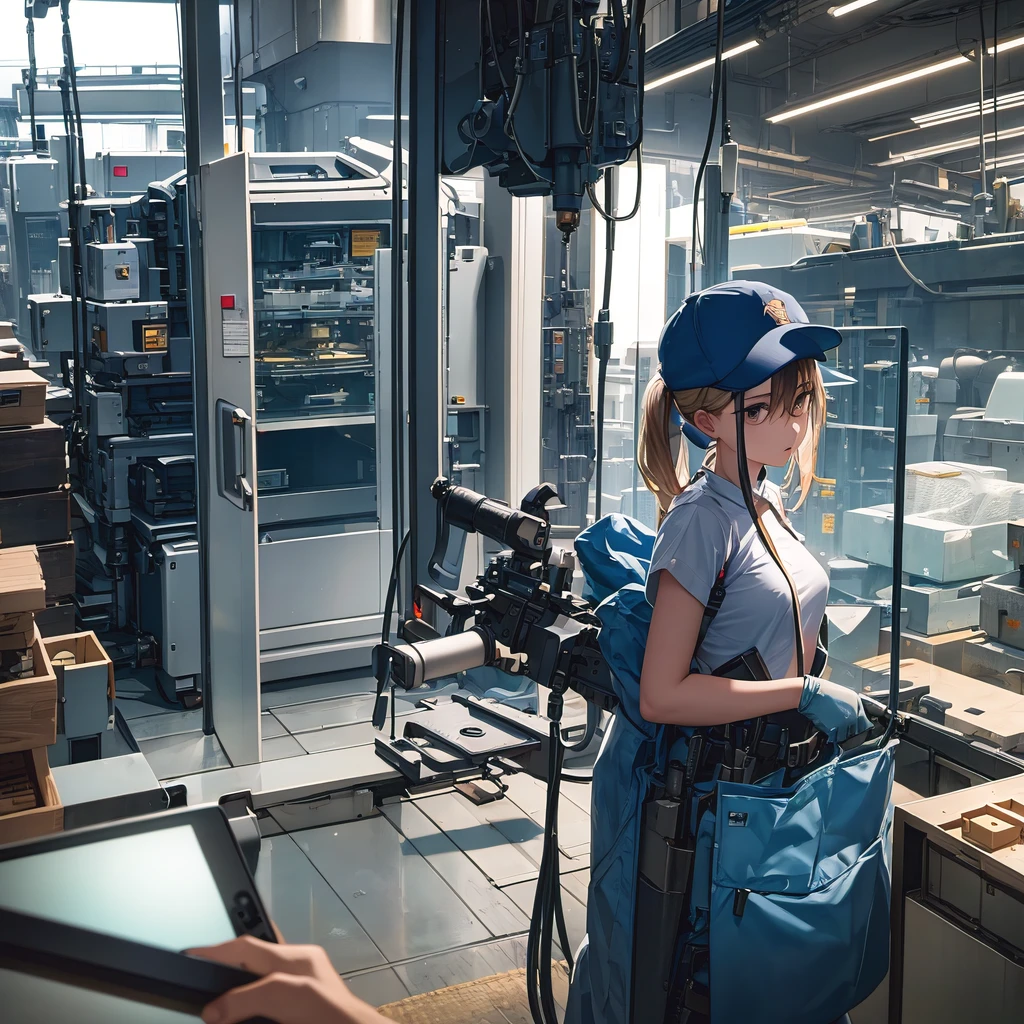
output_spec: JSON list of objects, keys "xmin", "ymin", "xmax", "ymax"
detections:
[{"xmin": 658, "ymin": 280, "xmax": 843, "ymax": 393}]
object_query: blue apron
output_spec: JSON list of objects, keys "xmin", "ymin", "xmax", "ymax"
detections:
[{"xmin": 565, "ymin": 514, "xmax": 895, "ymax": 1024}]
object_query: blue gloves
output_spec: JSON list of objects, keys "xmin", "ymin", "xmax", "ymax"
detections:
[{"xmin": 799, "ymin": 676, "xmax": 872, "ymax": 744}]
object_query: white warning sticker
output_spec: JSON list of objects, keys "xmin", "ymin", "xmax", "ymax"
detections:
[{"xmin": 222, "ymin": 309, "xmax": 250, "ymax": 358}]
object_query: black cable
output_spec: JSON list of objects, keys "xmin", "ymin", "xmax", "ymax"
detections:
[
  {"xmin": 993, "ymin": 0, "xmax": 1000, "ymax": 174},
  {"xmin": 593, "ymin": 168, "xmax": 615, "ymax": 523},
  {"xmin": 977, "ymin": 1, "xmax": 988, "ymax": 203},
  {"xmin": 25, "ymin": 11, "xmax": 38, "ymax": 153},
  {"xmin": 390, "ymin": 0, "xmax": 407, "ymax": 639},
  {"xmin": 587, "ymin": 145, "xmax": 642, "ymax": 222},
  {"xmin": 733, "ymin": 395, "xmax": 804, "ymax": 678},
  {"xmin": 233, "ymin": 0, "xmax": 244, "ymax": 154},
  {"xmin": 690, "ymin": 0, "xmax": 726, "ymax": 295},
  {"xmin": 60, "ymin": 0, "xmax": 88, "ymax": 199}
]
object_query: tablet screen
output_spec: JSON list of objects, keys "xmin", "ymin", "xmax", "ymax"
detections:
[
  {"xmin": 1, "ymin": 966, "xmax": 200, "ymax": 1024},
  {"xmin": 0, "ymin": 824, "xmax": 236, "ymax": 951}
]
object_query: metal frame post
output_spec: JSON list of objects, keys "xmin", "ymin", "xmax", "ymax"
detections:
[
  {"xmin": 702, "ymin": 163, "xmax": 730, "ymax": 287},
  {"xmin": 180, "ymin": 0, "xmax": 225, "ymax": 734}
]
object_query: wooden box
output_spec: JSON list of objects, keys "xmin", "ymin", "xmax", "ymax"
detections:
[
  {"xmin": 961, "ymin": 800, "xmax": 1024, "ymax": 852},
  {"xmin": 0, "ymin": 418, "xmax": 66, "ymax": 494},
  {"xmin": 0, "ymin": 369, "xmax": 47, "ymax": 427},
  {"xmin": 0, "ymin": 627, "xmax": 57, "ymax": 754},
  {"xmin": 37, "ymin": 540, "xmax": 75, "ymax": 602},
  {"xmin": 35, "ymin": 603, "xmax": 75, "ymax": 639},
  {"xmin": 44, "ymin": 631, "xmax": 114, "ymax": 737},
  {"xmin": 0, "ymin": 545, "xmax": 46, "ymax": 616},
  {"xmin": 0, "ymin": 486, "xmax": 70, "ymax": 547},
  {"xmin": 0, "ymin": 747, "xmax": 63, "ymax": 846}
]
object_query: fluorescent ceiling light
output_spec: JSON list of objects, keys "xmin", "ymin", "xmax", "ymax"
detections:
[
  {"xmin": 646, "ymin": 39, "xmax": 759, "ymax": 92},
  {"xmin": 913, "ymin": 89, "xmax": 1024, "ymax": 128},
  {"xmin": 366, "ymin": 114, "xmax": 409, "ymax": 121},
  {"xmin": 988, "ymin": 33, "xmax": 1024, "ymax": 55},
  {"xmin": 868, "ymin": 127, "xmax": 922, "ymax": 142},
  {"xmin": 829, "ymin": 0, "xmax": 882, "ymax": 16},
  {"xmin": 987, "ymin": 150, "xmax": 1024, "ymax": 169},
  {"xmin": 880, "ymin": 124, "xmax": 1024, "ymax": 164},
  {"xmin": 767, "ymin": 54, "xmax": 968, "ymax": 123}
]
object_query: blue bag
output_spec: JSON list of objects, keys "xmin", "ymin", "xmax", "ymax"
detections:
[{"xmin": 566, "ymin": 514, "xmax": 895, "ymax": 1024}]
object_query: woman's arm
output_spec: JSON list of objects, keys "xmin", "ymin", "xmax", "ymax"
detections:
[{"xmin": 639, "ymin": 570, "xmax": 804, "ymax": 726}]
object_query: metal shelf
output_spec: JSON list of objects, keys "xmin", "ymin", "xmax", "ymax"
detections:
[{"xmin": 256, "ymin": 412, "xmax": 376, "ymax": 432}]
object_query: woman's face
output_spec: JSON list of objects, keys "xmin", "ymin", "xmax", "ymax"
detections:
[{"xmin": 692, "ymin": 377, "xmax": 814, "ymax": 467}]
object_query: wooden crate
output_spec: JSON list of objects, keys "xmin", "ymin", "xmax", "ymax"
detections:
[
  {"xmin": 35, "ymin": 603, "xmax": 75, "ymax": 639},
  {"xmin": 0, "ymin": 545, "xmax": 46, "ymax": 616},
  {"xmin": 0, "ymin": 627, "xmax": 57, "ymax": 754},
  {"xmin": 37, "ymin": 540, "xmax": 75, "ymax": 603},
  {"xmin": 0, "ymin": 747, "xmax": 63, "ymax": 846},
  {"xmin": 0, "ymin": 486, "xmax": 70, "ymax": 547},
  {"xmin": 44, "ymin": 631, "xmax": 115, "ymax": 736},
  {"xmin": 0, "ymin": 418, "xmax": 66, "ymax": 494},
  {"xmin": 0, "ymin": 369, "xmax": 46, "ymax": 428}
]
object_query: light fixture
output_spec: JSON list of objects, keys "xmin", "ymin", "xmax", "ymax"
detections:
[
  {"xmin": 366, "ymin": 114, "xmax": 410, "ymax": 121},
  {"xmin": 987, "ymin": 150, "xmax": 1024, "ymax": 169},
  {"xmin": 868, "ymin": 127, "xmax": 922, "ymax": 143},
  {"xmin": 914, "ymin": 88, "xmax": 1024, "ymax": 128},
  {"xmin": 879, "ymin": 124, "xmax": 1024, "ymax": 165},
  {"xmin": 646, "ymin": 39, "xmax": 759, "ymax": 92},
  {"xmin": 829, "ymin": 0, "xmax": 882, "ymax": 16},
  {"xmin": 988, "ymin": 33, "xmax": 1024, "ymax": 56},
  {"xmin": 766, "ymin": 54, "xmax": 969, "ymax": 123}
]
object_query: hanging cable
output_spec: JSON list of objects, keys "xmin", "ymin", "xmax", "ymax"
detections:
[
  {"xmin": 690, "ymin": 0, "xmax": 726, "ymax": 295},
  {"xmin": 977, "ymin": 1, "xmax": 988, "ymax": 210},
  {"xmin": 24, "ymin": 10, "xmax": 38, "ymax": 153},
  {"xmin": 389, "ymin": 0, "xmax": 408, "ymax": 672},
  {"xmin": 733, "ymin": 396, "xmax": 804, "ymax": 679},
  {"xmin": 993, "ymin": 0, "xmax": 1000, "ymax": 174},
  {"xmin": 233, "ymin": 0, "xmax": 244, "ymax": 154},
  {"xmin": 593, "ymin": 168, "xmax": 616, "ymax": 522}
]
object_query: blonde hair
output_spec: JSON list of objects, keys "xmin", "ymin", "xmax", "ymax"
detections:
[{"xmin": 636, "ymin": 357, "xmax": 826, "ymax": 522}]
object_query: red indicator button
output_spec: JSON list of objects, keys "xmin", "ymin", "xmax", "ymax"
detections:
[
  {"xmin": 220, "ymin": 295, "xmax": 235, "ymax": 309},
  {"xmin": 112, "ymin": 165, "xmax": 128, "ymax": 177}
]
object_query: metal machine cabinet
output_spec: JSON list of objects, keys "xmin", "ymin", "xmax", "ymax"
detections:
[
  {"xmin": 97, "ymin": 151, "xmax": 186, "ymax": 198},
  {"xmin": 85, "ymin": 242, "xmax": 140, "ymax": 302},
  {"xmin": 198, "ymin": 152, "xmax": 396, "ymax": 764},
  {"xmin": 27, "ymin": 293, "xmax": 73, "ymax": 378},
  {"xmin": 892, "ymin": 777, "xmax": 1024, "ymax": 1023},
  {"xmin": 138, "ymin": 539, "xmax": 202, "ymax": 699}
]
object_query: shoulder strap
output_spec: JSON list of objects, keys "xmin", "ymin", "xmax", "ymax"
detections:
[{"xmin": 695, "ymin": 561, "xmax": 728, "ymax": 651}]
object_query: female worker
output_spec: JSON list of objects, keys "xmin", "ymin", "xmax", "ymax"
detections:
[
  {"xmin": 637, "ymin": 280, "xmax": 870, "ymax": 738},
  {"xmin": 572, "ymin": 279, "xmax": 878, "ymax": 1024}
]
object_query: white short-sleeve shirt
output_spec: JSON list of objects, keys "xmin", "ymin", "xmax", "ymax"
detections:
[{"xmin": 645, "ymin": 471, "xmax": 829, "ymax": 679}]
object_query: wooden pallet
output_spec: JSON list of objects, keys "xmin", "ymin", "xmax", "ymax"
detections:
[{"xmin": 379, "ymin": 964, "xmax": 569, "ymax": 1024}]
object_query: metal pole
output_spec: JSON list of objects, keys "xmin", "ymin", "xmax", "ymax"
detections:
[
  {"xmin": 977, "ymin": 4, "xmax": 988, "ymax": 232},
  {"xmin": 180, "ymin": 0, "xmax": 225, "ymax": 735},
  {"xmin": 407, "ymin": 0, "xmax": 443, "ymax": 603},
  {"xmin": 702, "ymin": 163, "xmax": 729, "ymax": 287}
]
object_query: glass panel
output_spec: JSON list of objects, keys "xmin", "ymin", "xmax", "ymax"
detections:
[{"xmin": 251, "ymin": 219, "xmax": 389, "ymax": 526}]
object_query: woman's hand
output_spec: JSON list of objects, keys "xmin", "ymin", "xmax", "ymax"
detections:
[{"xmin": 187, "ymin": 936, "xmax": 391, "ymax": 1024}]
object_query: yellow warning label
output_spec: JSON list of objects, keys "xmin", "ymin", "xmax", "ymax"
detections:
[
  {"xmin": 915, "ymin": 397, "xmax": 930, "ymax": 404},
  {"xmin": 822, "ymin": 513, "xmax": 835, "ymax": 535},
  {"xmin": 820, "ymin": 489, "xmax": 835, "ymax": 498},
  {"xmin": 351, "ymin": 229, "xmax": 381, "ymax": 257}
]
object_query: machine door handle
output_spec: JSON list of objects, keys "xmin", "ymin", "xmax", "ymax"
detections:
[{"xmin": 217, "ymin": 401, "xmax": 254, "ymax": 511}]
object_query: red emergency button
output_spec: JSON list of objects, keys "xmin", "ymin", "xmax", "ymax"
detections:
[
  {"xmin": 113, "ymin": 165, "xmax": 128, "ymax": 177},
  {"xmin": 220, "ymin": 295, "xmax": 235, "ymax": 309}
]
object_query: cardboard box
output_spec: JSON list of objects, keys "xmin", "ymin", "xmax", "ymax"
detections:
[
  {"xmin": 0, "ymin": 546, "xmax": 46, "ymax": 616},
  {"xmin": 0, "ymin": 747, "xmax": 63, "ymax": 846},
  {"xmin": 0, "ymin": 369, "xmax": 47, "ymax": 427},
  {"xmin": 0, "ymin": 486, "xmax": 70, "ymax": 547},
  {"xmin": 0, "ymin": 627, "xmax": 57, "ymax": 754},
  {"xmin": 878, "ymin": 626, "xmax": 985, "ymax": 672},
  {"xmin": 0, "ymin": 418, "xmax": 66, "ymax": 494},
  {"xmin": 962, "ymin": 639, "xmax": 1024, "ymax": 695}
]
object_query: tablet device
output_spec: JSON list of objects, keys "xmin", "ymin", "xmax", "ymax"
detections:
[{"xmin": 0, "ymin": 804, "xmax": 276, "ymax": 950}]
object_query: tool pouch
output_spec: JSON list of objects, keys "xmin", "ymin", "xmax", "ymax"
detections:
[{"xmin": 706, "ymin": 738, "xmax": 897, "ymax": 1024}]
